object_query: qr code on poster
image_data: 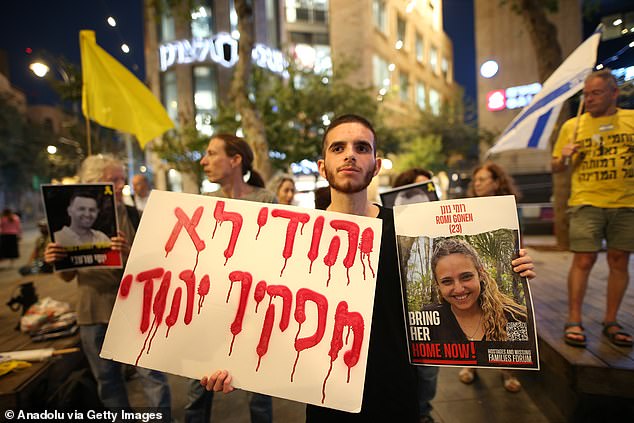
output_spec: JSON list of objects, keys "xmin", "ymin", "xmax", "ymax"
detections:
[{"xmin": 506, "ymin": 322, "xmax": 528, "ymax": 341}]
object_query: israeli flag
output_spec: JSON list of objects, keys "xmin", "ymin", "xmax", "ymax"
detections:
[{"xmin": 488, "ymin": 27, "xmax": 603, "ymax": 155}]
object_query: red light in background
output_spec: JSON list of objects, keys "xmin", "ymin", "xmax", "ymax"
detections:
[
  {"xmin": 486, "ymin": 89, "xmax": 506, "ymax": 112},
  {"xmin": 25, "ymin": 47, "xmax": 33, "ymax": 54}
]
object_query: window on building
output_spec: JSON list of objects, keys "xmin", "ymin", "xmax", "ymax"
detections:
[
  {"xmin": 229, "ymin": 0, "xmax": 239, "ymax": 37},
  {"xmin": 429, "ymin": 88, "xmax": 441, "ymax": 116},
  {"xmin": 266, "ymin": 0, "xmax": 280, "ymax": 47},
  {"xmin": 415, "ymin": 33, "xmax": 424, "ymax": 63},
  {"xmin": 161, "ymin": 70, "xmax": 178, "ymax": 125},
  {"xmin": 159, "ymin": 0, "xmax": 175, "ymax": 42},
  {"xmin": 193, "ymin": 66, "xmax": 217, "ymax": 136},
  {"xmin": 399, "ymin": 72, "xmax": 409, "ymax": 101},
  {"xmin": 441, "ymin": 57, "xmax": 450, "ymax": 81},
  {"xmin": 373, "ymin": 0, "xmax": 387, "ymax": 33},
  {"xmin": 430, "ymin": 46, "xmax": 438, "ymax": 74},
  {"xmin": 397, "ymin": 15, "xmax": 406, "ymax": 48},
  {"xmin": 373, "ymin": 55, "xmax": 390, "ymax": 89},
  {"xmin": 286, "ymin": 0, "xmax": 329, "ymax": 24},
  {"xmin": 190, "ymin": 1, "xmax": 214, "ymax": 39},
  {"xmin": 416, "ymin": 82, "xmax": 426, "ymax": 110}
]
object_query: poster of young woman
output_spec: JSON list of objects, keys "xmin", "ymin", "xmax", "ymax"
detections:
[
  {"xmin": 41, "ymin": 183, "xmax": 122, "ymax": 270},
  {"xmin": 393, "ymin": 195, "xmax": 539, "ymax": 370}
]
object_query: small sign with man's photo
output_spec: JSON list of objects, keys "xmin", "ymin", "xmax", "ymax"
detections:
[
  {"xmin": 380, "ymin": 180, "xmax": 439, "ymax": 208},
  {"xmin": 41, "ymin": 183, "xmax": 122, "ymax": 270}
]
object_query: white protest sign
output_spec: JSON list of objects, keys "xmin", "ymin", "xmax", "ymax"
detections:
[{"xmin": 101, "ymin": 190, "xmax": 382, "ymax": 412}]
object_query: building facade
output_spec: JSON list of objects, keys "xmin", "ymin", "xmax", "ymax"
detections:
[{"xmin": 143, "ymin": 0, "xmax": 457, "ymax": 191}]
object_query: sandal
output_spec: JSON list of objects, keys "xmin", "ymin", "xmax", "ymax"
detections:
[
  {"xmin": 602, "ymin": 321, "xmax": 633, "ymax": 347},
  {"xmin": 458, "ymin": 367, "xmax": 476, "ymax": 384},
  {"xmin": 563, "ymin": 322, "xmax": 586, "ymax": 347},
  {"xmin": 501, "ymin": 370, "xmax": 521, "ymax": 393}
]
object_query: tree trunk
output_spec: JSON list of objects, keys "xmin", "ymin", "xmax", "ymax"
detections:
[
  {"xmin": 516, "ymin": 0, "xmax": 570, "ymax": 249},
  {"xmin": 230, "ymin": 0, "xmax": 272, "ymax": 181}
]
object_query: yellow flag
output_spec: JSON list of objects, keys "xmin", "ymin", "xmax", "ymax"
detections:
[{"xmin": 80, "ymin": 30, "xmax": 174, "ymax": 148}]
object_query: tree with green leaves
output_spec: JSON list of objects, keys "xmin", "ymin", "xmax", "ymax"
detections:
[{"xmin": 0, "ymin": 94, "xmax": 58, "ymax": 208}]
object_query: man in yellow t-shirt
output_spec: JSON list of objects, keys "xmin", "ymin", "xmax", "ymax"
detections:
[{"xmin": 552, "ymin": 69, "xmax": 634, "ymax": 348}]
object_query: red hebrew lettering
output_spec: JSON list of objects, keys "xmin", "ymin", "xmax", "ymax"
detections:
[
  {"xmin": 136, "ymin": 268, "xmax": 164, "ymax": 333},
  {"xmin": 254, "ymin": 281, "xmax": 267, "ymax": 313},
  {"xmin": 178, "ymin": 270, "xmax": 196, "ymax": 325},
  {"xmin": 197, "ymin": 274, "xmax": 210, "ymax": 314},
  {"xmin": 324, "ymin": 236, "xmax": 340, "ymax": 286},
  {"xmin": 322, "ymin": 301, "xmax": 365, "ymax": 403},
  {"xmin": 271, "ymin": 209, "xmax": 310, "ymax": 276},
  {"xmin": 256, "ymin": 207, "xmax": 268, "ymax": 239},
  {"xmin": 164, "ymin": 207, "xmax": 206, "ymax": 258},
  {"xmin": 165, "ymin": 287, "xmax": 182, "ymax": 338},
  {"xmin": 330, "ymin": 220, "xmax": 360, "ymax": 285},
  {"xmin": 213, "ymin": 201, "xmax": 243, "ymax": 265},
  {"xmin": 226, "ymin": 271, "xmax": 253, "ymax": 355},
  {"xmin": 256, "ymin": 303, "xmax": 275, "ymax": 372},
  {"xmin": 255, "ymin": 285, "xmax": 293, "ymax": 372},
  {"xmin": 359, "ymin": 227, "xmax": 375, "ymax": 279},
  {"xmin": 291, "ymin": 288, "xmax": 328, "ymax": 382},
  {"xmin": 307, "ymin": 216, "xmax": 325, "ymax": 273},
  {"xmin": 119, "ymin": 274, "xmax": 133, "ymax": 297},
  {"xmin": 146, "ymin": 271, "xmax": 172, "ymax": 354},
  {"xmin": 266, "ymin": 285, "xmax": 293, "ymax": 331}
]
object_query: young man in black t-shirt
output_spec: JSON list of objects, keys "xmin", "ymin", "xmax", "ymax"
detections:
[{"xmin": 201, "ymin": 114, "xmax": 537, "ymax": 422}]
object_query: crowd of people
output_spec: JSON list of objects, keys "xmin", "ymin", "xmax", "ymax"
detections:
[{"xmin": 2, "ymin": 68, "xmax": 630, "ymax": 422}]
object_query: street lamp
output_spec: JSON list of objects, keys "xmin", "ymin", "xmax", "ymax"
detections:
[
  {"xmin": 46, "ymin": 145, "xmax": 57, "ymax": 155},
  {"xmin": 29, "ymin": 59, "xmax": 71, "ymax": 84},
  {"xmin": 29, "ymin": 62, "xmax": 50, "ymax": 78}
]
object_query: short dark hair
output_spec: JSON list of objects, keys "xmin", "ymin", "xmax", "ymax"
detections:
[
  {"xmin": 69, "ymin": 190, "xmax": 99, "ymax": 206},
  {"xmin": 321, "ymin": 114, "xmax": 377, "ymax": 157}
]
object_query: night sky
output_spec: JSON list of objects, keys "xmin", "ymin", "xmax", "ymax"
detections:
[
  {"xmin": 0, "ymin": 0, "xmax": 144, "ymax": 105},
  {"xmin": 0, "ymin": 0, "xmax": 630, "ymax": 112}
]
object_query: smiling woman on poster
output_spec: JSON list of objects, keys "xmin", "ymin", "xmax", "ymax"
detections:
[{"xmin": 427, "ymin": 238, "xmax": 527, "ymax": 342}]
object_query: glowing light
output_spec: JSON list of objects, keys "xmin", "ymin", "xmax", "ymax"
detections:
[
  {"xmin": 121, "ymin": 44, "xmax": 130, "ymax": 53},
  {"xmin": 383, "ymin": 78, "xmax": 391, "ymax": 86},
  {"xmin": 613, "ymin": 18, "xmax": 622, "ymax": 26},
  {"xmin": 388, "ymin": 63, "xmax": 396, "ymax": 72},
  {"xmin": 596, "ymin": 63, "xmax": 604, "ymax": 70},
  {"xmin": 395, "ymin": 40, "xmax": 403, "ymax": 50},
  {"xmin": 139, "ymin": 166, "xmax": 147, "ymax": 173},
  {"xmin": 107, "ymin": 16, "xmax": 117, "ymax": 27},
  {"xmin": 122, "ymin": 185, "xmax": 131, "ymax": 196},
  {"xmin": 321, "ymin": 77, "xmax": 329, "ymax": 84},
  {"xmin": 47, "ymin": 145, "xmax": 57, "ymax": 154},
  {"xmin": 480, "ymin": 60, "xmax": 499, "ymax": 78},
  {"xmin": 236, "ymin": 128, "xmax": 244, "ymax": 138},
  {"xmin": 29, "ymin": 62, "xmax": 50, "ymax": 78},
  {"xmin": 382, "ymin": 158, "xmax": 393, "ymax": 170}
]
